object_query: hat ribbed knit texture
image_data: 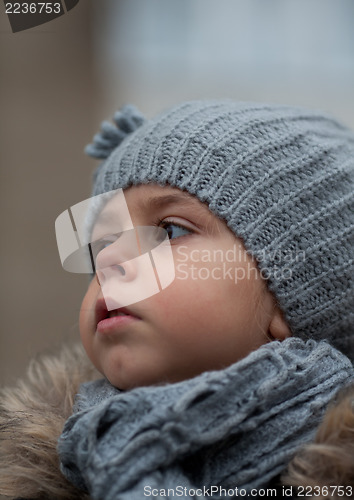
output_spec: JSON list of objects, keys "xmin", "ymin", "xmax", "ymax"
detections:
[{"xmin": 87, "ymin": 101, "xmax": 354, "ymax": 360}]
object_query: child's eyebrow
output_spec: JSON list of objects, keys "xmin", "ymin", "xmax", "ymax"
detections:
[
  {"xmin": 139, "ymin": 193, "xmax": 211, "ymax": 219},
  {"xmin": 142, "ymin": 193, "xmax": 202, "ymax": 211}
]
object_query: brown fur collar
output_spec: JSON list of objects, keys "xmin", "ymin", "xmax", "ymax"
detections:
[
  {"xmin": 0, "ymin": 344, "xmax": 100, "ymax": 500},
  {"xmin": 1, "ymin": 344, "xmax": 353, "ymax": 499},
  {"xmin": 284, "ymin": 382, "xmax": 354, "ymax": 492}
]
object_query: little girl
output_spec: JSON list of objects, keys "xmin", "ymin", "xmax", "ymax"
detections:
[{"xmin": 1, "ymin": 101, "xmax": 354, "ymax": 499}]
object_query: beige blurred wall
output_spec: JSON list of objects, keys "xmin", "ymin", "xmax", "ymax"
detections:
[{"xmin": 0, "ymin": 1, "xmax": 103, "ymax": 385}]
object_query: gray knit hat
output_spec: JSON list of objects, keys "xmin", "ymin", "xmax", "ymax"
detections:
[{"xmin": 85, "ymin": 101, "xmax": 354, "ymax": 360}]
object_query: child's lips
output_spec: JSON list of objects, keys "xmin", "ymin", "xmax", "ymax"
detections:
[{"xmin": 95, "ymin": 298, "xmax": 141, "ymax": 334}]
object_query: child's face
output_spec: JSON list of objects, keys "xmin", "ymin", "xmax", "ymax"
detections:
[{"xmin": 80, "ymin": 184, "xmax": 279, "ymax": 389}]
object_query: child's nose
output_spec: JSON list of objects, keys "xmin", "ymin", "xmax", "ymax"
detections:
[
  {"xmin": 95, "ymin": 232, "xmax": 140, "ymax": 285},
  {"xmin": 93, "ymin": 226, "xmax": 175, "ymax": 310},
  {"xmin": 96, "ymin": 259, "xmax": 138, "ymax": 285}
]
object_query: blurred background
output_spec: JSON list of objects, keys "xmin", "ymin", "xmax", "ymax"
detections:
[{"xmin": 1, "ymin": 0, "xmax": 354, "ymax": 385}]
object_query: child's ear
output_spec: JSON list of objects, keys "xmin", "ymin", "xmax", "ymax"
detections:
[{"xmin": 268, "ymin": 306, "xmax": 291, "ymax": 341}]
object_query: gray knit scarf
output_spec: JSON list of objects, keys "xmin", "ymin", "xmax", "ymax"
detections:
[{"xmin": 58, "ymin": 338, "xmax": 353, "ymax": 500}]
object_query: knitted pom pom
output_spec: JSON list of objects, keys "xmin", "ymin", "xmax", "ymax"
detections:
[{"xmin": 84, "ymin": 104, "xmax": 146, "ymax": 159}]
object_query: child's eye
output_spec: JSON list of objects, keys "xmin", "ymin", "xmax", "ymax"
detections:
[{"xmin": 159, "ymin": 220, "xmax": 192, "ymax": 240}]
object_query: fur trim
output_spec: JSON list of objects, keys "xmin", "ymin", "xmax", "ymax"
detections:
[
  {"xmin": 0, "ymin": 344, "xmax": 100, "ymax": 500},
  {"xmin": 283, "ymin": 382, "xmax": 354, "ymax": 495}
]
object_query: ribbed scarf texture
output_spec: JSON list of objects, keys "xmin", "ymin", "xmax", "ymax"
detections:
[{"xmin": 58, "ymin": 338, "xmax": 353, "ymax": 500}]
